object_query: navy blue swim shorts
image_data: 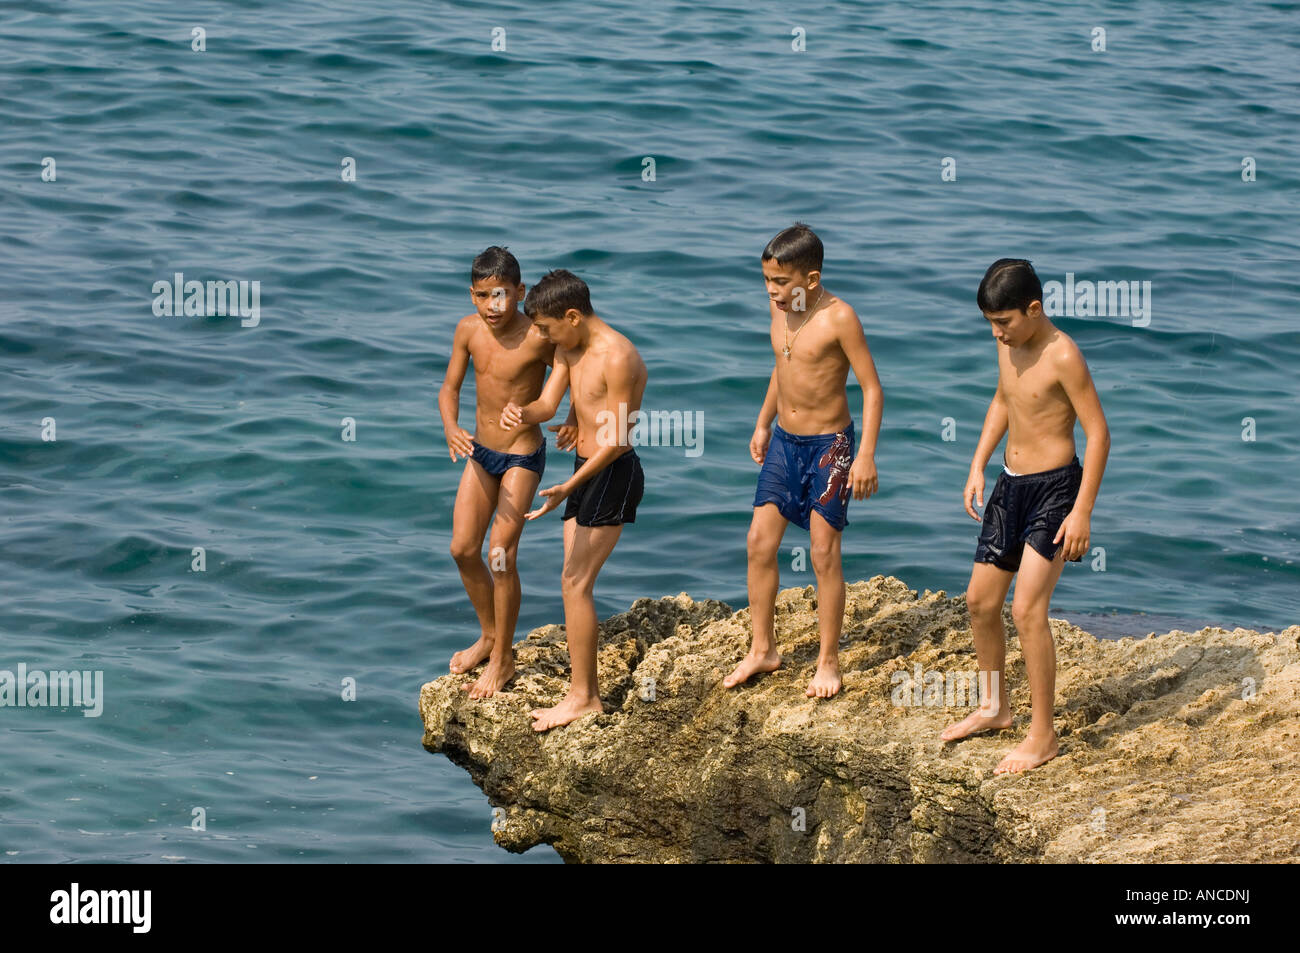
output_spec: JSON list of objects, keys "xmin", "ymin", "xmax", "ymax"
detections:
[
  {"xmin": 753, "ymin": 421, "xmax": 855, "ymax": 532},
  {"xmin": 974, "ymin": 456, "xmax": 1083, "ymax": 571}
]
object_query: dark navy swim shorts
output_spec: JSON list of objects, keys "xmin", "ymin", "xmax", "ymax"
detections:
[
  {"xmin": 753, "ymin": 421, "xmax": 856, "ymax": 532},
  {"xmin": 974, "ymin": 456, "xmax": 1083, "ymax": 571}
]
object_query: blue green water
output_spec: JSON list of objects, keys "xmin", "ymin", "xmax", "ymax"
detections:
[{"xmin": 2, "ymin": 1, "xmax": 1297, "ymax": 863}]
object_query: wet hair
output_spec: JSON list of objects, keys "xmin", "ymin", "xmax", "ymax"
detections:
[
  {"xmin": 761, "ymin": 222, "xmax": 823, "ymax": 274},
  {"xmin": 524, "ymin": 269, "xmax": 592, "ymax": 319},
  {"xmin": 977, "ymin": 259, "xmax": 1042, "ymax": 314},
  {"xmin": 470, "ymin": 246, "xmax": 521, "ymax": 286}
]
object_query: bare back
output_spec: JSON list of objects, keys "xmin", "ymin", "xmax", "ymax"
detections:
[
  {"xmin": 771, "ymin": 294, "xmax": 853, "ymax": 434},
  {"xmin": 464, "ymin": 313, "xmax": 555, "ymax": 454},
  {"xmin": 999, "ymin": 323, "xmax": 1080, "ymax": 472},
  {"xmin": 564, "ymin": 317, "xmax": 647, "ymax": 458}
]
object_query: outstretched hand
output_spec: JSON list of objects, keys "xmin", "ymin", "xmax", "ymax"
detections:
[{"xmin": 525, "ymin": 483, "xmax": 572, "ymax": 521}]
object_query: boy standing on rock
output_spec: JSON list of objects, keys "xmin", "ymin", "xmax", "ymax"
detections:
[
  {"xmin": 724, "ymin": 223, "xmax": 883, "ymax": 698},
  {"xmin": 440, "ymin": 247, "xmax": 574, "ymax": 698},
  {"xmin": 500, "ymin": 269, "xmax": 648, "ymax": 731},
  {"xmin": 941, "ymin": 259, "xmax": 1110, "ymax": 773}
]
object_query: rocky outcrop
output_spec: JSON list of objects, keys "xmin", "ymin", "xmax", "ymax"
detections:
[{"xmin": 419, "ymin": 576, "xmax": 1300, "ymax": 863}]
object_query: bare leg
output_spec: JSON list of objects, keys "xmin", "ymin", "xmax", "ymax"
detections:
[
  {"xmin": 531, "ymin": 519, "xmax": 624, "ymax": 731},
  {"xmin": 449, "ymin": 459, "xmax": 500, "ymax": 674},
  {"xmin": 466, "ymin": 466, "xmax": 540, "ymax": 697},
  {"xmin": 995, "ymin": 546, "xmax": 1066, "ymax": 773},
  {"xmin": 940, "ymin": 561, "xmax": 1015, "ymax": 741},
  {"xmin": 724, "ymin": 503, "xmax": 788, "ymax": 688},
  {"xmin": 806, "ymin": 511, "xmax": 844, "ymax": 698}
]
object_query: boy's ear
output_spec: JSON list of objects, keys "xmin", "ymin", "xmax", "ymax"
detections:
[
  {"xmin": 565, "ymin": 307, "xmax": 584, "ymax": 324},
  {"xmin": 517, "ymin": 283, "xmax": 526, "ymax": 296},
  {"xmin": 806, "ymin": 269, "xmax": 822, "ymax": 288},
  {"xmin": 1027, "ymin": 299, "xmax": 1044, "ymax": 318}
]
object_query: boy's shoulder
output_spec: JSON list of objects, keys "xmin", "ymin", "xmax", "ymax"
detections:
[
  {"xmin": 596, "ymin": 320, "xmax": 642, "ymax": 359},
  {"xmin": 525, "ymin": 322, "xmax": 555, "ymax": 349},
  {"xmin": 1043, "ymin": 325, "xmax": 1087, "ymax": 373},
  {"xmin": 823, "ymin": 294, "xmax": 861, "ymax": 331},
  {"xmin": 454, "ymin": 312, "xmax": 482, "ymax": 342}
]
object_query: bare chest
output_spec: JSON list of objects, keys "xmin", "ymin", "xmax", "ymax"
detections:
[
  {"xmin": 570, "ymin": 359, "xmax": 608, "ymax": 407},
  {"xmin": 472, "ymin": 335, "xmax": 538, "ymax": 381},
  {"xmin": 999, "ymin": 356, "xmax": 1064, "ymax": 411},
  {"xmin": 770, "ymin": 318, "xmax": 841, "ymax": 364}
]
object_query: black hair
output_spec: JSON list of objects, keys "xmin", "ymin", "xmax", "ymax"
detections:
[
  {"xmin": 977, "ymin": 259, "xmax": 1042, "ymax": 314},
  {"xmin": 524, "ymin": 269, "xmax": 592, "ymax": 319},
  {"xmin": 471, "ymin": 246, "xmax": 521, "ymax": 286},
  {"xmin": 761, "ymin": 222, "xmax": 823, "ymax": 274}
]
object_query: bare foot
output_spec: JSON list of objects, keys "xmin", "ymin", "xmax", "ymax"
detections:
[
  {"xmin": 450, "ymin": 635, "xmax": 492, "ymax": 674},
  {"xmin": 993, "ymin": 732, "xmax": 1058, "ymax": 774},
  {"xmin": 940, "ymin": 706, "xmax": 1012, "ymax": 742},
  {"xmin": 805, "ymin": 660, "xmax": 842, "ymax": 698},
  {"xmin": 530, "ymin": 694, "xmax": 604, "ymax": 732},
  {"xmin": 464, "ymin": 658, "xmax": 515, "ymax": 698},
  {"xmin": 723, "ymin": 648, "xmax": 781, "ymax": 688}
]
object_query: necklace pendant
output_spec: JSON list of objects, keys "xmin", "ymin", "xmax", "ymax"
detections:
[{"xmin": 782, "ymin": 346, "xmax": 791, "ymax": 359}]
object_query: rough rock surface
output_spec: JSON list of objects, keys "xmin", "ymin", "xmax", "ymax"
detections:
[{"xmin": 419, "ymin": 576, "xmax": 1299, "ymax": 863}]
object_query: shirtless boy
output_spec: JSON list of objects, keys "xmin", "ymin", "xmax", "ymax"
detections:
[
  {"xmin": 941, "ymin": 258, "xmax": 1110, "ymax": 773},
  {"xmin": 724, "ymin": 223, "xmax": 883, "ymax": 698},
  {"xmin": 440, "ymin": 246, "xmax": 574, "ymax": 698},
  {"xmin": 500, "ymin": 269, "xmax": 647, "ymax": 731}
]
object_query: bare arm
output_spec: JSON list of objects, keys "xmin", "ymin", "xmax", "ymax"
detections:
[
  {"xmin": 541, "ymin": 336, "xmax": 577, "ymax": 447},
  {"xmin": 438, "ymin": 319, "xmax": 475, "ymax": 460},
  {"xmin": 502, "ymin": 355, "xmax": 569, "ymax": 429},
  {"xmin": 970, "ymin": 384, "xmax": 1009, "ymax": 473},
  {"xmin": 750, "ymin": 366, "xmax": 778, "ymax": 464},
  {"xmin": 964, "ymin": 382, "xmax": 1008, "ymax": 519},
  {"xmin": 757, "ymin": 366, "xmax": 778, "ymax": 428},
  {"xmin": 837, "ymin": 309, "xmax": 883, "ymax": 498},
  {"xmin": 1054, "ymin": 347, "xmax": 1110, "ymax": 558}
]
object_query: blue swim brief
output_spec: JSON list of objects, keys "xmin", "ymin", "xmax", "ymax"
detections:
[
  {"xmin": 470, "ymin": 440, "xmax": 546, "ymax": 479},
  {"xmin": 753, "ymin": 421, "xmax": 856, "ymax": 531}
]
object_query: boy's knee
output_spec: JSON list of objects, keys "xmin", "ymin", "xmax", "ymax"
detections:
[
  {"xmin": 449, "ymin": 539, "xmax": 480, "ymax": 565},
  {"xmin": 747, "ymin": 528, "xmax": 780, "ymax": 562},
  {"xmin": 967, "ymin": 591, "xmax": 1002, "ymax": 621},
  {"xmin": 560, "ymin": 569, "xmax": 592, "ymax": 598},
  {"xmin": 1011, "ymin": 600, "xmax": 1045, "ymax": 631},
  {"xmin": 486, "ymin": 542, "xmax": 518, "ymax": 575},
  {"xmin": 809, "ymin": 538, "xmax": 840, "ymax": 574}
]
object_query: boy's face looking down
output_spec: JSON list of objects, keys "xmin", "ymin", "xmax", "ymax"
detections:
[
  {"xmin": 983, "ymin": 300, "xmax": 1043, "ymax": 347},
  {"xmin": 471, "ymin": 278, "xmax": 525, "ymax": 328},
  {"xmin": 762, "ymin": 258, "xmax": 821, "ymax": 313},
  {"xmin": 530, "ymin": 308, "xmax": 584, "ymax": 349}
]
